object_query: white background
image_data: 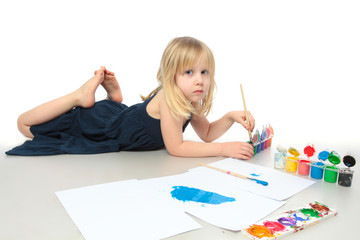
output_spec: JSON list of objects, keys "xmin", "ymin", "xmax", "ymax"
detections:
[{"xmin": 1, "ymin": 0, "xmax": 359, "ymax": 157}]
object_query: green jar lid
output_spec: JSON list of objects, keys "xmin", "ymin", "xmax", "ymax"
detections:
[{"xmin": 328, "ymin": 151, "xmax": 341, "ymax": 165}]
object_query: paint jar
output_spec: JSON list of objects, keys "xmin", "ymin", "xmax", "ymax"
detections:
[
  {"xmin": 268, "ymin": 125, "xmax": 274, "ymax": 147},
  {"xmin": 264, "ymin": 138, "xmax": 269, "ymax": 149},
  {"xmin": 286, "ymin": 156, "xmax": 299, "ymax": 173},
  {"xmin": 268, "ymin": 136, "xmax": 273, "ymax": 147},
  {"xmin": 257, "ymin": 143, "xmax": 261, "ymax": 153},
  {"xmin": 253, "ymin": 143, "xmax": 259, "ymax": 155},
  {"xmin": 338, "ymin": 168, "xmax": 354, "ymax": 187},
  {"xmin": 247, "ymin": 141, "xmax": 255, "ymax": 156},
  {"xmin": 274, "ymin": 152, "xmax": 286, "ymax": 169},
  {"xmin": 260, "ymin": 140, "xmax": 265, "ymax": 151},
  {"xmin": 310, "ymin": 162, "xmax": 325, "ymax": 179},
  {"xmin": 298, "ymin": 159, "xmax": 311, "ymax": 176},
  {"xmin": 324, "ymin": 166, "xmax": 339, "ymax": 183}
]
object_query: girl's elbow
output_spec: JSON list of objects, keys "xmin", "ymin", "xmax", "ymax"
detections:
[
  {"xmin": 166, "ymin": 148, "xmax": 182, "ymax": 157},
  {"xmin": 200, "ymin": 136, "xmax": 213, "ymax": 143},
  {"xmin": 165, "ymin": 145, "xmax": 184, "ymax": 157}
]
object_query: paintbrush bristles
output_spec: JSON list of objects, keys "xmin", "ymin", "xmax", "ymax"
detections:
[{"xmin": 240, "ymin": 84, "xmax": 252, "ymax": 141}]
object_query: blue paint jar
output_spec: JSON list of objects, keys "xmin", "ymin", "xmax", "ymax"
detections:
[
  {"xmin": 257, "ymin": 142, "xmax": 262, "ymax": 153},
  {"xmin": 310, "ymin": 162, "xmax": 325, "ymax": 179}
]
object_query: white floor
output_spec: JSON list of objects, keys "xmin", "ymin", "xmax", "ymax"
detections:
[{"xmin": 1, "ymin": 132, "xmax": 359, "ymax": 239}]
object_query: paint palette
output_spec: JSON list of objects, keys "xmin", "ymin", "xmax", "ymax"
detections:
[{"xmin": 241, "ymin": 201, "xmax": 338, "ymax": 239}]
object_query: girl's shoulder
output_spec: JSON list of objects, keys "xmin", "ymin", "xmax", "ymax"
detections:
[{"xmin": 146, "ymin": 89, "xmax": 165, "ymax": 120}]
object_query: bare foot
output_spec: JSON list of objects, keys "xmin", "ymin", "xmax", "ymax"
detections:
[
  {"xmin": 76, "ymin": 66, "xmax": 105, "ymax": 108},
  {"xmin": 95, "ymin": 68, "xmax": 123, "ymax": 103}
]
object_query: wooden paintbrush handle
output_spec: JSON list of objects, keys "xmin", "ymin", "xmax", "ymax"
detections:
[
  {"xmin": 240, "ymin": 84, "xmax": 252, "ymax": 141},
  {"xmin": 200, "ymin": 164, "xmax": 247, "ymax": 180}
]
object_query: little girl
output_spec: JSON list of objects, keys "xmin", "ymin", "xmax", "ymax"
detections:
[{"xmin": 7, "ymin": 37, "xmax": 255, "ymax": 159}]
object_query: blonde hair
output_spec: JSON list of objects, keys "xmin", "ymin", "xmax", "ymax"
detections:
[{"xmin": 142, "ymin": 36, "xmax": 216, "ymax": 119}]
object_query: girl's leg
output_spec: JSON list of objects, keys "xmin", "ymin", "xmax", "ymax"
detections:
[
  {"xmin": 17, "ymin": 67, "xmax": 106, "ymax": 138},
  {"xmin": 95, "ymin": 68, "xmax": 123, "ymax": 103}
]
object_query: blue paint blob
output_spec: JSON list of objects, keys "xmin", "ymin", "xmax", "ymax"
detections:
[
  {"xmin": 251, "ymin": 173, "xmax": 261, "ymax": 177},
  {"xmin": 171, "ymin": 186, "xmax": 235, "ymax": 205},
  {"xmin": 253, "ymin": 179, "xmax": 269, "ymax": 186}
]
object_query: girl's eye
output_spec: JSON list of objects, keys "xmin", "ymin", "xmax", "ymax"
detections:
[
  {"xmin": 201, "ymin": 70, "xmax": 208, "ymax": 74},
  {"xmin": 185, "ymin": 70, "xmax": 193, "ymax": 75}
]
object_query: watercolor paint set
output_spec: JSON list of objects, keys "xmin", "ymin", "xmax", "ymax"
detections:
[
  {"xmin": 251, "ymin": 125, "xmax": 274, "ymax": 155},
  {"xmin": 241, "ymin": 201, "xmax": 338, "ymax": 239},
  {"xmin": 273, "ymin": 144, "xmax": 356, "ymax": 187}
]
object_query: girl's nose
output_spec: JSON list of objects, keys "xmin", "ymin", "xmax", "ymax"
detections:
[{"xmin": 195, "ymin": 73, "xmax": 204, "ymax": 85}]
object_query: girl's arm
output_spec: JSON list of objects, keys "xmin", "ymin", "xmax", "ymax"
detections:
[
  {"xmin": 190, "ymin": 111, "xmax": 255, "ymax": 143},
  {"xmin": 159, "ymin": 93, "xmax": 253, "ymax": 159}
]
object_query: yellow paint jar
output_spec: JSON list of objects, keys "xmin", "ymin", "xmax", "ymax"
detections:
[{"xmin": 286, "ymin": 156, "xmax": 299, "ymax": 172}]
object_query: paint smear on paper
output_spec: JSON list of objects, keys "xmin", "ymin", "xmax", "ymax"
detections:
[
  {"xmin": 251, "ymin": 173, "xmax": 261, "ymax": 177},
  {"xmin": 170, "ymin": 186, "xmax": 235, "ymax": 205}
]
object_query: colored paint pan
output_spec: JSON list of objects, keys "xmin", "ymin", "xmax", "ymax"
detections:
[{"xmin": 310, "ymin": 162, "xmax": 325, "ymax": 179}]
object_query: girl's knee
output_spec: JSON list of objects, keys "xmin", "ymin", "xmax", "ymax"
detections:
[{"xmin": 17, "ymin": 114, "xmax": 33, "ymax": 138}]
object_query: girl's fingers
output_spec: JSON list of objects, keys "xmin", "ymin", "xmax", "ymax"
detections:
[{"xmin": 247, "ymin": 111, "xmax": 255, "ymax": 131}]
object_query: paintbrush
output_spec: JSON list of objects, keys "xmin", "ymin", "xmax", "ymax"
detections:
[
  {"xmin": 240, "ymin": 84, "xmax": 252, "ymax": 142},
  {"xmin": 200, "ymin": 163, "xmax": 268, "ymax": 186}
]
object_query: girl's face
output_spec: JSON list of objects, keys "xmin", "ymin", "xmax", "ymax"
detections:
[{"xmin": 175, "ymin": 54, "xmax": 211, "ymax": 103}]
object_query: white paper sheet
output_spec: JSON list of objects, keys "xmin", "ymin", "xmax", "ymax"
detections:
[
  {"xmin": 56, "ymin": 179, "xmax": 201, "ymax": 240},
  {"xmin": 56, "ymin": 158, "xmax": 312, "ymax": 238},
  {"xmin": 138, "ymin": 172, "xmax": 285, "ymax": 231},
  {"xmin": 190, "ymin": 158, "xmax": 315, "ymax": 200}
]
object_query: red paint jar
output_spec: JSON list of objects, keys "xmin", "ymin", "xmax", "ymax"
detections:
[{"xmin": 298, "ymin": 159, "xmax": 310, "ymax": 176}]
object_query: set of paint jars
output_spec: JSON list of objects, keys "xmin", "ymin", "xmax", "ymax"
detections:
[
  {"xmin": 274, "ymin": 144, "xmax": 356, "ymax": 187},
  {"xmin": 252, "ymin": 125, "xmax": 274, "ymax": 155}
]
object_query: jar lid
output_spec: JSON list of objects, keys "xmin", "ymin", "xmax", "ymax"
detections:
[
  {"xmin": 276, "ymin": 145, "xmax": 287, "ymax": 154},
  {"xmin": 343, "ymin": 155, "xmax": 356, "ymax": 167},
  {"xmin": 318, "ymin": 150, "xmax": 329, "ymax": 161},
  {"xmin": 304, "ymin": 144, "xmax": 315, "ymax": 158},
  {"xmin": 288, "ymin": 147, "xmax": 300, "ymax": 157},
  {"xmin": 328, "ymin": 151, "xmax": 341, "ymax": 165}
]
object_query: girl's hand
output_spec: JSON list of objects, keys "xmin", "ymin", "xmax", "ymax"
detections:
[
  {"xmin": 229, "ymin": 111, "xmax": 255, "ymax": 132},
  {"xmin": 221, "ymin": 142, "xmax": 254, "ymax": 160}
]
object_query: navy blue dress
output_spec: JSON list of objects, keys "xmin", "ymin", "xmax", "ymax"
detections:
[{"xmin": 6, "ymin": 96, "xmax": 191, "ymax": 156}]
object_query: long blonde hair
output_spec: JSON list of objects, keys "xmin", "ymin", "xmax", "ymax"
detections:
[{"xmin": 142, "ymin": 36, "xmax": 216, "ymax": 119}]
